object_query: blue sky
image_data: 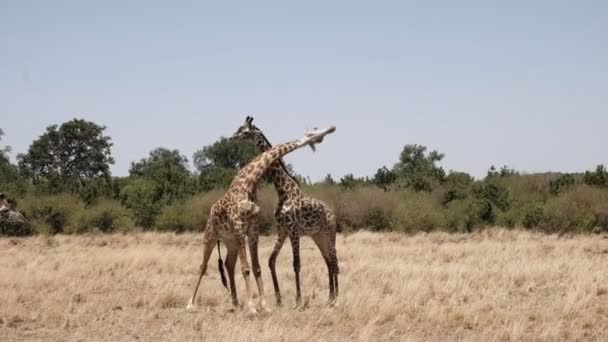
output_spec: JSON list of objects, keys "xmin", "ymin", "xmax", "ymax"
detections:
[{"xmin": 1, "ymin": 1, "xmax": 607, "ymax": 180}]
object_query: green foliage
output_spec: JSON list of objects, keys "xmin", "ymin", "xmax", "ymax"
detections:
[
  {"xmin": 323, "ymin": 174, "xmax": 336, "ymax": 185},
  {"xmin": 192, "ymin": 137, "xmax": 259, "ymax": 191},
  {"xmin": 19, "ymin": 193, "xmax": 85, "ymax": 234},
  {"xmin": 17, "ymin": 119, "xmax": 114, "ymax": 194},
  {"xmin": 393, "ymin": 144, "xmax": 445, "ymax": 192},
  {"xmin": 584, "ymin": 165, "xmax": 608, "ymax": 188},
  {"xmin": 522, "ymin": 203, "xmax": 545, "ymax": 229},
  {"xmin": 549, "ymin": 174, "xmax": 576, "ymax": 195},
  {"xmin": 372, "ymin": 166, "xmax": 397, "ymax": 190},
  {"xmin": 339, "ymin": 174, "xmax": 360, "ymax": 189},
  {"xmin": 0, "ymin": 129, "xmax": 26, "ymax": 197},
  {"xmin": 193, "ymin": 137, "xmax": 257, "ymax": 171},
  {"xmin": 119, "ymin": 179, "xmax": 162, "ymax": 228},
  {"xmin": 474, "ymin": 182, "xmax": 511, "ymax": 211},
  {"xmin": 130, "ymin": 147, "xmax": 194, "ymax": 202},
  {"xmin": 198, "ymin": 166, "xmax": 236, "ymax": 192},
  {"xmin": 487, "ymin": 165, "xmax": 519, "ymax": 178},
  {"xmin": 156, "ymin": 190, "xmax": 224, "ymax": 232},
  {"xmin": 74, "ymin": 199, "xmax": 134, "ymax": 233},
  {"xmin": 542, "ymin": 186, "xmax": 608, "ymax": 233},
  {"xmin": 442, "ymin": 171, "xmax": 474, "ymax": 204}
]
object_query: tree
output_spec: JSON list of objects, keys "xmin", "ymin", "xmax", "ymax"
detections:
[
  {"xmin": 323, "ymin": 174, "xmax": 336, "ymax": 185},
  {"xmin": 487, "ymin": 165, "xmax": 518, "ymax": 179},
  {"xmin": 393, "ymin": 144, "xmax": 445, "ymax": 192},
  {"xmin": 198, "ymin": 166, "xmax": 236, "ymax": 192},
  {"xmin": 549, "ymin": 173, "xmax": 576, "ymax": 195},
  {"xmin": 119, "ymin": 179, "xmax": 161, "ymax": 228},
  {"xmin": 17, "ymin": 119, "xmax": 114, "ymax": 193},
  {"xmin": 373, "ymin": 166, "xmax": 397, "ymax": 191},
  {"xmin": 193, "ymin": 138, "xmax": 260, "ymax": 191},
  {"xmin": 193, "ymin": 137, "xmax": 257, "ymax": 172},
  {"xmin": 442, "ymin": 171, "xmax": 474, "ymax": 204},
  {"xmin": 584, "ymin": 165, "xmax": 608, "ymax": 188},
  {"xmin": 0, "ymin": 128, "xmax": 11, "ymax": 163},
  {"xmin": 129, "ymin": 148, "xmax": 193, "ymax": 202},
  {"xmin": 0, "ymin": 130, "xmax": 28, "ymax": 197}
]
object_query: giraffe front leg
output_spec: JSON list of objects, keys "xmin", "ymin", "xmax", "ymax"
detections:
[
  {"xmin": 289, "ymin": 233, "xmax": 302, "ymax": 306},
  {"xmin": 235, "ymin": 231, "xmax": 257, "ymax": 315}
]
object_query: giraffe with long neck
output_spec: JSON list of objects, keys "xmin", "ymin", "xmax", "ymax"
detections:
[
  {"xmin": 187, "ymin": 125, "xmax": 336, "ymax": 314},
  {"xmin": 231, "ymin": 116, "xmax": 339, "ymax": 306}
]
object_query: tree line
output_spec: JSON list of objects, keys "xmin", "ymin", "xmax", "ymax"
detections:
[{"xmin": 1, "ymin": 119, "xmax": 607, "ymax": 236}]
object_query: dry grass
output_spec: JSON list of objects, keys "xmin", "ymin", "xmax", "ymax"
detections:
[{"xmin": 1, "ymin": 229, "xmax": 608, "ymax": 341}]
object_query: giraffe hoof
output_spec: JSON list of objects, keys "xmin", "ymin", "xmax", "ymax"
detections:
[
  {"xmin": 246, "ymin": 307, "xmax": 258, "ymax": 317},
  {"xmin": 259, "ymin": 302, "xmax": 271, "ymax": 314},
  {"xmin": 186, "ymin": 299, "xmax": 195, "ymax": 312}
]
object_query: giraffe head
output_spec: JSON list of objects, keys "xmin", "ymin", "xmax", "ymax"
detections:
[
  {"xmin": 0, "ymin": 193, "xmax": 10, "ymax": 213},
  {"xmin": 300, "ymin": 126, "xmax": 337, "ymax": 152},
  {"xmin": 230, "ymin": 116, "xmax": 264, "ymax": 143}
]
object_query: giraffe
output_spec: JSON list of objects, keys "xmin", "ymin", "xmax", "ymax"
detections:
[
  {"xmin": 0, "ymin": 193, "xmax": 30, "ymax": 236},
  {"xmin": 187, "ymin": 125, "xmax": 336, "ymax": 315},
  {"xmin": 231, "ymin": 116, "xmax": 339, "ymax": 306}
]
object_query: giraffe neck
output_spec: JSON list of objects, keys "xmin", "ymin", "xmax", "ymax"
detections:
[
  {"xmin": 253, "ymin": 133, "xmax": 302, "ymax": 200},
  {"xmin": 233, "ymin": 140, "xmax": 305, "ymax": 196}
]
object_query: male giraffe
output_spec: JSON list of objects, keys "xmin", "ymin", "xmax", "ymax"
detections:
[
  {"xmin": 187, "ymin": 125, "xmax": 336, "ymax": 314},
  {"xmin": 231, "ymin": 117, "xmax": 339, "ymax": 306}
]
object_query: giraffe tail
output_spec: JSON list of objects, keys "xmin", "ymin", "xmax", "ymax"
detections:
[{"xmin": 217, "ymin": 240, "xmax": 228, "ymax": 289}]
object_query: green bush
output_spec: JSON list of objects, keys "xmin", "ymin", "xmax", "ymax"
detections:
[
  {"xmin": 441, "ymin": 172, "xmax": 474, "ymax": 205},
  {"xmin": 522, "ymin": 203, "xmax": 545, "ymax": 229},
  {"xmin": 73, "ymin": 199, "xmax": 135, "ymax": 233},
  {"xmin": 156, "ymin": 203, "xmax": 187, "ymax": 232},
  {"xmin": 120, "ymin": 179, "xmax": 162, "ymax": 228},
  {"xmin": 542, "ymin": 186, "xmax": 608, "ymax": 233},
  {"xmin": 156, "ymin": 190, "xmax": 224, "ymax": 232},
  {"xmin": 19, "ymin": 193, "xmax": 85, "ymax": 234},
  {"xmin": 549, "ymin": 174, "xmax": 576, "ymax": 196},
  {"xmin": 584, "ymin": 165, "xmax": 608, "ymax": 188},
  {"xmin": 393, "ymin": 192, "xmax": 446, "ymax": 233}
]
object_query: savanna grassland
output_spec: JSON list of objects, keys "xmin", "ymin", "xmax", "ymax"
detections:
[{"xmin": 2, "ymin": 229, "xmax": 608, "ymax": 341}]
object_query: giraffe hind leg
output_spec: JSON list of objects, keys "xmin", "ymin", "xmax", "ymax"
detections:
[
  {"xmin": 311, "ymin": 232, "xmax": 336, "ymax": 305},
  {"xmin": 268, "ymin": 228, "xmax": 287, "ymax": 306}
]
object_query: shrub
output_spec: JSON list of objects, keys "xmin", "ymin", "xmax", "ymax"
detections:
[
  {"xmin": 156, "ymin": 203, "xmax": 187, "ymax": 232},
  {"xmin": 306, "ymin": 185, "xmax": 398, "ymax": 231},
  {"xmin": 522, "ymin": 203, "xmax": 545, "ymax": 229},
  {"xmin": 542, "ymin": 186, "xmax": 608, "ymax": 233},
  {"xmin": 120, "ymin": 179, "xmax": 162, "ymax": 228},
  {"xmin": 584, "ymin": 165, "xmax": 608, "ymax": 188},
  {"xmin": 393, "ymin": 191, "xmax": 446, "ymax": 233},
  {"xmin": 441, "ymin": 172, "xmax": 474, "ymax": 204},
  {"xmin": 73, "ymin": 199, "xmax": 135, "ymax": 233},
  {"xmin": 156, "ymin": 190, "xmax": 224, "ymax": 232},
  {"xmin": 549, "ymin": 174, "xmax": 576, "ymax": 196},
  {"xmin": 19, "ymin": 193, "xmax": 85, "ymax": 234}
]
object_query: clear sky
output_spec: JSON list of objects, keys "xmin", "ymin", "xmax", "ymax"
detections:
[{"xmin": 1, "ymin": 1, "xmax": 607, "ymax": 181}]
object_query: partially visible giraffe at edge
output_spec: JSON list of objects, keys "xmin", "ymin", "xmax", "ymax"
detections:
[
  {"xmin": 187, "ymin": 124, "xmax": 336, "ymax": 314},
  {"xmin": 231, "ymin": 116, "xmax": 339, "ymax": 306}
]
